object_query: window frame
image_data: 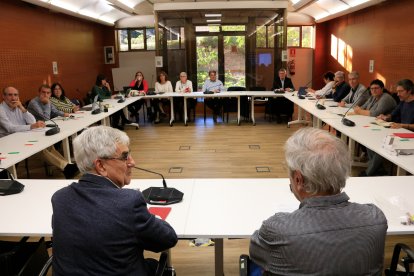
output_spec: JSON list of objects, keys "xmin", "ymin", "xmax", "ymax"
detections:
[
  {"xmin": 116, "ymin": 27, "xmax": 156, "ymax": 52},
  {"xmin": 286, "ymin": 25, "xmax": 314, "ymax": 49}
]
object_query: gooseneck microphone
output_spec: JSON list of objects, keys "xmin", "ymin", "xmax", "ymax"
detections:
[
  {"xmin": 340, "ymin": 90, "xmax": 367, "ymax": 127},
  {"xmin": 133, "ymin": 166, "xmax": 183, "ymax": 205},
  {"xmin": 134, "ymin": 166, "xmax": 167, "ymax": 188},
  {"xmin": 30, "ymin": 108, "xmax": 61, "ymax": 136},
  {"xmin": 0, "ymin": 168, "xmax": 25, "ymax": 196},
  {"xmin": 314, "ymin": 88, "xmax": 332, "ymax": 110}
]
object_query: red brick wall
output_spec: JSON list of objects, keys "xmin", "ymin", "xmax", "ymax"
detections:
[
  {"xmin": 314, "ymin": 0, "xmax": 414, "ymax": 90},
  {"xmin": 0, "ymin": 0, "xmax": 117, "ymax": 103}
]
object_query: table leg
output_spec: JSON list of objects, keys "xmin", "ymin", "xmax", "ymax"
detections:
[
  {"xmin": 287, "ymin": 106, "xmax": 309, "ymax": 128},
  {"xmin": 251, "ymin": 96, "xmax": 256, "ymax": 126},
  {"xmin": 397, "ymin": 166, "xmax": 407, "ymax": 176},
  {"xmin": 237, "ymin": 96, "xmax": 241, "ymax": 126},
  {"xmin": 215, "ymin": 238, "xmax": 224, "ymax": 276},
  {"xmin": 169, "ymin": 97, "xmax": 174, "ymax": 126},
  {"xmin": 62, "ymin": 137, "xmax": 71, "ymax": 163},
  {"xmin": 184, "ymin": 97, "xmax": 188, "ymax": 126}
]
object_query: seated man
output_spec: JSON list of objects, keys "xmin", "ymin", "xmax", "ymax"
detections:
[
  {"xmin": 338, "ymin": 71, "xmax": 369, "ymax": 107},
  {"xmin": 249, "ymin": 128, "xmax": 387, "ymax": 275},
  {"xmin": 0, "ymin": 86, "xmax": 78, "ymax": 179},
  {"xmin": 327, "ymin": 71, "xmax": 351, "ymax": 102},
  {"xmin": 52, "ymin": 126, "xmax": 178, "ymax": 275},
  {"xmin": 202, "ymin": 70, "xmax": 225, "ymax": 123},
  {"xmin": 361, "ymin": 79, "xmax": 414, "ymax": 176}
]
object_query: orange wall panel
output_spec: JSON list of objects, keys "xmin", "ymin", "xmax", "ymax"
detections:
[
  {"xmin": 0, "ymin": 0, "xmax": 116, "ymax": 103},
  {"xmin": 314, "ymin": 0, "xmax": 414, "ymax": 90}
]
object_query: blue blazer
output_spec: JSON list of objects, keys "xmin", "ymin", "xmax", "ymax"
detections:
[{"xmin": 52, "ymin": 173, "xmax": 178, "ymax": 276}]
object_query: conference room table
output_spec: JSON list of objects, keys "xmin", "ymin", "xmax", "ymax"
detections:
[
  {"xmin": 284, "ymin": 93, "xmax": 414, "ymax": 175},
  {"xmin": 1, "ymin": 176, "xmax": 413, "ymax": 275},
  {"xmin": 0, "ymin": 96, "xmax": 141, "ymax": 177}
]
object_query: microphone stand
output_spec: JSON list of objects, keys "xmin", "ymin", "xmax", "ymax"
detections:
[
  {"xmin": 0, "ymin": 168, "xmax": 25, "ymax": 195},
  {"xmin": 340, "ymin": 89, "xmax": 367, "ymax": 127},
  {"xmin": 29, "ymin": 108, "xmax": 60, "ymax": 136},
  {"xmin": 133, "ymin": 166, "xmax": 183, "ymax": 205},
  {"xmin": 314, "ymin": 88, "xmax": 332, "ymax": 110}
]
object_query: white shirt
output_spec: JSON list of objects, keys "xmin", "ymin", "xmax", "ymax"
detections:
[
  {"xmin": 155, "ymin": 81, "xmax": 173, "ymax": 93},
  {"xmin": 0, "ymin": 101, "xmax": 36, "ymax": 138},
  {"xmin": 314, "ymin": 81, "xmax": 335, "ymax": 97},
  {"xmin": 175, "ymin": 80, "xmax": 193, "ymax": 93}
]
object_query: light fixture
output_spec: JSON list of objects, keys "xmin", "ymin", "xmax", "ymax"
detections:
[
  {"xmin": 348, "ymin": 0, "xmax": 370, "ymax": 7},
  {"xmin": 206, "ymin": 19, "xmax": 221, "ymax": 23},
  {"xmin": 290, "ymin": 0, "xmax": 301, "ymax": 4},
  {"xmin": 205, "ymin": 13, "xmax": 222, "ymax": 17}
]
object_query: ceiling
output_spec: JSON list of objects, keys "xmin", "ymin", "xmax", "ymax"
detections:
[{"xmin": 21, "ymin": 0, "xmax": 386, "ymax": 26}]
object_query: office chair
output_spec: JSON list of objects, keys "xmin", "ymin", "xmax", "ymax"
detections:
[
  {"xmin": 384, "ymin": 243, "xmax": 414, "ymax": 275},
  {"xmin": 37, "ymin": 252, "xmax": 171, "ymax": 276},
  {"xmin": 38, "ymin": 255, "xmax": 52, "ymax": 276},
  {"xmin": 223, "ymin": 86, "xmax": 246, "ymax": 122},
  {"xmin": 155, "ymin": 251, "xmax": 168, "ymax": 276},
  {"xmin": 0, "ymin": 237, "xmax": 50, "ymax": 276},
  {"xmin": 249, "ymin": 86, "xmax": 269, "ymax": 120},
  {"xmin": 239, "ymin": 254, "xmax": 263, "ymax": 276}
]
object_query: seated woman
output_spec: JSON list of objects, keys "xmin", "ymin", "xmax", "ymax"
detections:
[
  {"xmin": 128, "ymin": 71, "xmax": 148, "ymax": 123},
  {"xmin": 50, "ymin": 83, "xmax": 79, "ymax": 113},
  {"xmin": 202, "ymin": 70, "xmax": 224, "ymax": 123},
  {"xmin": 175, "ymin": 72, "xmax": 196, "ymax": 121},
  {"xmin": 349, "ymin": 79, "xmax": 397, "ymax": 177},
  {"xmin": 153, "ymin": 71, "xmax": 173, "ymax": 123},
  {"xmin": 91, "ymin": 74, "xmax": 131, "ymax": 130},
  {"xmin": 351, "ymin": 79, "xmax": 397, "ymax": 117},
  {"xmin": 306, "ymin": 71, "xmax": 335, "ymax": 98}
]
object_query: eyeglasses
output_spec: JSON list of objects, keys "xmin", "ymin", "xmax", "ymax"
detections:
[
  {"xmin": 6, "ymin": 93, "xmax": 18, "ymax": 97},
  {"xmin": 370, "ymin": 86, "xmax": 382, "ymax": 90},
  {"xmin": 101, "ymin": 151, "xmax": 131, "ymax": 162}
]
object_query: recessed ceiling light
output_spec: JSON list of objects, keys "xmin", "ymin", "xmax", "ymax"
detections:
[
  {"xmin": 206, "ymin": 19, "xmax": 221, "ymax": 22},
  {"xmin": 205, "ymin": 14, "xmax": 222, "ymax": 17}
]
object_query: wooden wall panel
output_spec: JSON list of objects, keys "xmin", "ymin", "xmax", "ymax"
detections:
[
  {"xmin": 0, "ymin": 0, "xmax": 117, "ymax": 103},
  {"xmin": 314, "ymin": 0, "xmax": 414, "ymax": 90}
]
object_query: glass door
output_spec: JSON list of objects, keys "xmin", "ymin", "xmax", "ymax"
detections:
[
  {"xmin": 224, "ymin": 35, "xmax": 246, "ymax": 88},
  {"xmin": 196, "ymin": 36, "xmax": 218, "ymax": 90}
]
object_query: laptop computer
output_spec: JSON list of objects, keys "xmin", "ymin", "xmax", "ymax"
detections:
[
  {"xmin": 80, "ymin": 94, "xmax": 99, "ymax": 111},
  {"xmin": 297, "ymin": 86, "xmax": 308, "ymax": 98}
]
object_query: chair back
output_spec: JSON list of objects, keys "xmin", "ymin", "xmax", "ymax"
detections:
[{"xmin": 227, "ymin": 86, "xmax": 246, "ymax": 92}]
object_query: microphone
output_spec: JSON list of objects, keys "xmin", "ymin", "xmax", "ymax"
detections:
[
  {"xmin": 133, "ymin": 166, "xmax": 183, "ymax": 205},
  {"xmin": 314, "ymin": 88, "xmax": 332, "ymax": 110},
  {"xmin": 340, "ymin": 89, "xmax": 367, "ymax": 127},
  {"xmin": 0, "ymin": 168, "xmax": 25, "ymax": 196},
  {"xmin": 29, "ymin": 107, "xmax": 61, "ymax": 136}
]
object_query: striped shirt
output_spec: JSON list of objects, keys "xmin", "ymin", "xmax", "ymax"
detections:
[
  {"xmin": 50, "ymin": 96, "xmax": 75, "ymax": 113},
  {"xmin": 249, "ymin": 192, "xmax": 387, "ymax": 276}
]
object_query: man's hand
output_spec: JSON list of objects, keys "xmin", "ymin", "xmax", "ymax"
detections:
[
  {"xmin": 338, "ymin": 101, "xmax": 346, "ymax": 107},
  {"xmin": 376, "ymin": 114, "xmax": 389, "ymax": 121},
  {"xmin": 30, "ymin": 121, "xmax": 45, "ymax": 129},
  {"xmin": 72, "ymin": 105, "xmax": 80, "ymax": 113},
  {"xmin": 390, "ymin": 123, "xmax": 402, "ymax": 129},
  {"xmin": 63, "ymin": 113, "xmax": 70, "ymax": 117}
]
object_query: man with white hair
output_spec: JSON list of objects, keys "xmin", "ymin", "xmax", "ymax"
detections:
[
  {"xmin": 52, "ymin": 126, "xmax": 178, "ymax": 275},
  {"xmin": 327, "ymin": 71, "xmax": 351, "ymax": 102},
  {"xmin": 249, "ymin": 128, "xmax": 387, "ymax": 275},
  {"xmin": 339, "ymin": 71, "xmax": 369, "ymax": 107}
]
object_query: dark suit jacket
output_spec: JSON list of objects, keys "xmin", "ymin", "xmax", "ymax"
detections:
[
  {"xmin": 52, "ymin": 173, "xmax": 178, "ymax": 276},
  {"xmin": 272, "ymin": 77, "xmax": 295, "ymax": 90},
  {"xmin": 270, "ymin": 77, "xmax": 295, "ymax": 117}
]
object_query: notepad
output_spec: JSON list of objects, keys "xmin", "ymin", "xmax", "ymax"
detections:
[{"xmin": 148, "ymin": 207, "xmax": 171, "ymax": 220}]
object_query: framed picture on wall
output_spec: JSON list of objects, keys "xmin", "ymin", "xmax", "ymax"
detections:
[{"xmin": 104, "ymin": 46, "xmax": 115, "ymax": 64}]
